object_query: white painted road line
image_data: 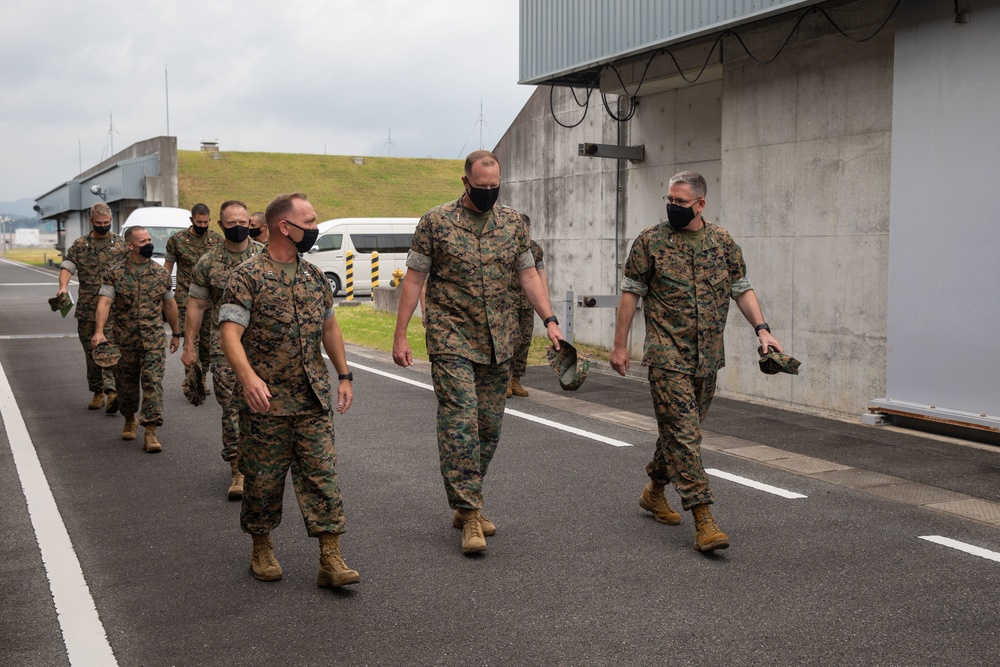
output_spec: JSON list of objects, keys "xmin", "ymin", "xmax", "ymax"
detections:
[
  {"xmin": 0, "ymin": 359, "xmax": 118, "ymax": 666},
  {"xmin": 0, "ymin": 257, "xmax": 70, "ymax": 279},
  {"xmin": 348, "ymin": 360, "xmax": 633, "ymax": 447},
  {"xmin": 919, "ymin": 536, "xmax": 1000, "ymax": 563},
  {"xmin": 706, "ymin": 468, "xmax": 808, "ymax": 499}
]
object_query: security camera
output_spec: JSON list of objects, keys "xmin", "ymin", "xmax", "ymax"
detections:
[{"xmin": 90, "ymin": 184, "xmax": 104, "ymax": 195}]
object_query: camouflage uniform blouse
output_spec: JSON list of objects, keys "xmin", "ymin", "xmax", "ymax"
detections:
[
  {"xmin": 509, "ymin": 240, "xmax": 545, "ymax": 310},
  {"xmin": 98, "ymin": 259, "xmax": 175, "ymax": 351},
  {"xmin": 165, "ymin": 228, "xmax": 223, "ymax": 307},
  {"xmin": 622, "ymin": 221, "xmax": 752, "ymax": 377},
  {"xmin": 219, "ymin": 251, "xmax": 335, "ymax": 416},
  {"xmin": 61, "ymin": 233, "xmax": 129, "ymax": 322},
  {"xmin": 189, "ymin": 241, "xmax": 265, "ymax": 329},
  {"xmin": 406, "ymin": 198, "xmax": 535, "ymax": 365}
]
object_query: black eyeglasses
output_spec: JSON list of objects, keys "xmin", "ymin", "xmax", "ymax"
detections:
[{"xmin": 663, "ymin": 195, "xmax": 701, "ymax": 207}]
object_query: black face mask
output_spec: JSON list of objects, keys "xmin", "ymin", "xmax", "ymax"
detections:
[
  {"xmin": 138, "ymin": 243, "xmax": 155, "ymax": 259},
  {"xmin": 93, "ymin": 224, "xmax": 111, "ymax": 236},
  {"xmin": 248, "ymin": 227, "xmax": 263, "ymax": 239},
  {"xmin": 666, "ymin": 203, "xmax": 696, "ymax": 230},
  {"xmin": 223, "ymin": 225, "xmax": 250, "ymax": 243},
  {"xmin": 284, "ymin": 221, "xmax": 319, "ymax": 254},
  {"xmin": 191, "ymin": 225, "xmax": 208, "ymax": 236},
  {"xmin": 466, "ymin": 184, "xmax": 500, "ymax": 212}
]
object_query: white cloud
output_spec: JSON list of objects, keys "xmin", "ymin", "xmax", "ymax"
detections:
[{"xmin": 0, "ymin": 0, "xmax": 534, "ymax": 200}]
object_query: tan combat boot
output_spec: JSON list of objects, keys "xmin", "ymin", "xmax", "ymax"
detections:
[
  {"xmin": 88, "ymin": 391, "xmax": 105, "ymax": 410},
  {"xmin": 143, "ymin": 425, "xmax": 162, "ymax": 453},
  {"xmin": 121, "ymin": 414, "xmax": 138, "ymax": 441},
  {"xmin": 639, "ymin": 480, "xmax": 682, "ymax": 525},
  {"xmin": 452, "ymin": 509, "xmax": 496, "ymax": 536},
  {"xmin": 692, "ymin": 504, "xmax": 730, "ymax": 552},
  {"xmin": 105, "ymin": 391, "xmax": 118, "ymax": 415},
  {"xmin": 227, "ymin": 460, "xmax": 244, "ymax": 501},
  {"xmin": 457, "ymin": 509, "xmax": 487, "ymax": 555},
  {"xmin": 317, "ymin": 533, "xmax": 360, "ymax": 587},
  {"xmin": 251, "ymin": 533, "xmax": 282, "ymax": 581},
  {"xmin": 509, "ymin": 377, "xmax": 529, "ymax": 397}
]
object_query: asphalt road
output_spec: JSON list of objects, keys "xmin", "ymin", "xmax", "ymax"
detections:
[{"xmin": 1, "ymin": 257, "xmax": 998, "ymax": 666}]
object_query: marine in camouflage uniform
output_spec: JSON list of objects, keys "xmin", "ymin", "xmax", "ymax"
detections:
[
  {"xmin": 164, "ymin": 205, "xmax": 222, "ymax": 382},
  {"xmin": 183, "ymin": 204, "xmax": 264, "ymax": 472},
  {"xmin": 392, "ymin": 151, "xmax": 564, "ymax": 555},
  {"xmin": 56, "ymin": 202, "xmax": 128, "ymax": 409},
  {"xmin": 610, "ymin": 171, "xmax": 783, "ymax": 552},
  {"xmin": 92, "ymin": 226, "xmax": 181, "ymax": 453},
  {"xmin": 220, "ymin": 192, "xmax": 358, "ymax": 586},
  {"xmin": 508, "ymin": 237, "xmax": 547, "ymax": 397}
]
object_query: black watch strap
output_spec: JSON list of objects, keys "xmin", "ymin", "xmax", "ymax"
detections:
[
  {"xmin": 338, "ymin": 373, "xmax": 353, "ymax": 381},
  {"xmin": 543, "ymin": 315, "xmax": 559, "ymax": 327},
  {"xmin": 754, "ymin": 323, "xmax": 771, "ymax": 335}
]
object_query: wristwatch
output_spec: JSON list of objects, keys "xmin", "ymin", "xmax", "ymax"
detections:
[
  {"xmin": 171, "ymin": 333, "xmax": 182, "ymax": 338},
  {"xmin": 543, "ymin": 315, "xmax": 559, "ymax": 327},
  {"xmin": 338, "ymin": 373, "xmax": 353, "ymax": 382},
  {"xmin": 754, "ymin": 323, "xmax": 771, "ymax": 335}
]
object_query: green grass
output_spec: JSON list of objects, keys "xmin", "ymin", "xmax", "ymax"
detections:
[
  {"xmin": 178, "ymin": 151, "xmax": 464, "ymax": 219},
  {"xmin": 334, "ymin": 304, "xmax": 610, "ymax": 365},
  {"xmin": 2, "ymin": 247, "xmax": 62, "ymax": 267}
]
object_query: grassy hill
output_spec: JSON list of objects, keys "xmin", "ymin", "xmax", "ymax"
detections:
[{"xmin": 177, "ymin": 151, "xmax": 464, "ymax": 219}]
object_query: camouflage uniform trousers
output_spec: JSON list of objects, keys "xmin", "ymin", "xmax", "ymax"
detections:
[
  {"xmin": 646, "ymin": 367, "xmax": 717, "ymax": 510},
  {"xmin": 510, "ymin": 307, "xmax": 535, "ymax": 378},
  {"xmin": 238, "ymin": 408, "xmax": 346, "ymax": 537},
  {"xmin": 178, "ymin": 305, "xmax": 213, "ymax": 376},
  {"xmin": 77, "ymin": 320, "xmax": 116, "ymax": 394},
  {"xmin": 114, "ymin": 347, "xmax": 165, "ymax": 427},
  {"xmin": 211, "ymin": 356, "xmax": 239, "ymax": 462},
  {"xmin": 430, "ymin": 354, "xmax": 510, "ymax": 510}
]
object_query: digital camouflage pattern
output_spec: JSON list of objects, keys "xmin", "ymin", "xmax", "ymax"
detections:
[
  {"xmin": 508, "ymin": 240, "xmax": 545, "ymax": 309},
  {"xmin": 167, "ymin": 228, "xmax": 222, "ymax": 371},
  {"xmin": 190, "ymin": 241, "xmax": 264, "ymax": 462},
  {"xmin": 99, "ymin": 259, "xmax": 173, "ymax": 427},
  {"xmin": 100, "ymin": 260, "xmax": 174, "ymax": 351},
  {"xmin": 430, "ymin": 354, "xmax": 509, "ymax": 510},
  {"xmin": 115, "ymin": 347, "xmax": 166, "ymax": 427},
  {"xmin": 238, "ymin": 410, "xmax": 345, "ymax": 536},
  {"xmin": 165, "ymin": 227, "xmax": 223, "ymax": 310},
  {"xmin": 407, "ymin": 198, "xmax": 534, "ymax": 365},
  {"xmin": 61, "ymin": 232, "xmax": 128, "ymax": 321},
  {"xmin": 646, "ymin": 367, "xmax": 717, "ymax": 509},
  {"xmin": 220, "ymin": 249, "xmax": 335, "ymax": 415},
  {"xmin": 77, "ymin": 320, "xmax": 116, "ymax": 393},
  {"xmin": 622, "ymin": 221, "xmax": 750, "ymax": 377}
]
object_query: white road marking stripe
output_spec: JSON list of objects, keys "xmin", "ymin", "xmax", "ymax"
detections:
[
  {"xmin": 0, "ymin": 334, "xmax": 77, "ymax": 340},
  {"xmin": 706, "ymin": 468, "xmax": 808, "ymax": 499},
  {"xmin": 0, "ymin": 257, "xmax": 69, "ymax": 279},
  {"xmin": 0, "ymin": 282, "xmax": 64, "ymax": 286},
  {"xmin": 346, "ymin": 360, "xmax": 633, "ymax": 447},
  {"xmin": 0, "ymin": 359, "xmax": 118, "ymax": 665},
  {"xmin": 919, "ymin": 535, "xmax": 1000, "ymax": 563}
]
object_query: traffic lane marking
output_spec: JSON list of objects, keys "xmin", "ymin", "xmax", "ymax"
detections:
[
  {"xmin": 919, "ymin": 535, "xmax": 1000, "ymax": 563},
  {"xmin": 706, "ymin": 468, "xmax": 808, "ymax": 499},
  {"xmin": 0, "ymin": 357, "xmax": 118, "ymax": 665}
]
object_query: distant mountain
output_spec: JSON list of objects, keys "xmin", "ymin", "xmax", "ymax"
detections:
[{"xmin": 0, "ymin": 198, "xmax": 36, "ymax": 217}]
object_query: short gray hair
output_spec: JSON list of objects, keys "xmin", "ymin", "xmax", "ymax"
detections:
[
  {"xmin": 90, "ymin": 202, "xmax": 111, "ymax": 218},
  {"xmin": 669, "ymin": 171, "xmax": 707, "ymax": 199}
]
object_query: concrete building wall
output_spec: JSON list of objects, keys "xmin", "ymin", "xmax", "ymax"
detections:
[{"xmin": 498, "ymin": 0, "xmax": 897, "ymax": 419}]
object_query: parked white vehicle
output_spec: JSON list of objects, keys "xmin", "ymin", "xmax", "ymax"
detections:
[
  {"xmin": 121, "ymin": 206, "xmax": 190, "ymax": 287},
  {"xmin": 307, "ymin": 217, "xmax": 418, "ymax": 297}
]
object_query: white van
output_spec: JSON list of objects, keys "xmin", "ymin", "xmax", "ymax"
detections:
[
  {"xmin": 121, "ymin": 206, "xmax": 191, "ymax": 287},
  {"xmin": 307, "ymin": 217, "xmax": 419, "ymax": 297}
]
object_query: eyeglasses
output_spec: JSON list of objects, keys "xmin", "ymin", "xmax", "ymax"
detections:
[{"xmin": 663, "ymin": 195, "xmax": 702, "ymax": 207}]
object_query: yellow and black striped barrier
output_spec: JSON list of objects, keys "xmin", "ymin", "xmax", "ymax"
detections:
[
  {"xmin": 371, "ymin": 251, "xmax": 379, "ymax": 298},
  {"xmin": 345, "ymin": 251, "xmax": 354, "ymax": 301}
]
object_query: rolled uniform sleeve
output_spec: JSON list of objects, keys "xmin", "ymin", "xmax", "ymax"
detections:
[
  {"xmin": 515, "ymin": 249, "xmax": 535, "ymax": 271},
  {"xmin": 731, "ymin": 276, "xmax": 753, "ymax": 298},
  {"xmin": 406, "ymin": 250, "xmax": 431, "ymax": 273},
  {"xmin": 189, "ymin": 283, "xmax": 209, "ymax": 300},
  {"xmin": 98, "ymin": 284, "xmax": 115, "ymax": 299},
  {"xmin": 220, "ymin": 268, "xmax": 253, "ymax": 329},
  {"xmin": 162, "ymin": 288, "xmax": 176, "ymax": 302},
  {"xmin": 164, "ymin": 235, "xmax": 179, "ymax": 264},
  {"xmin": 61, "ymin": 259, "xmax": 78, "ymax": 274},
  {"xmin": 622, "ymin": 235, "xmax": 652, "ymax": 297}
]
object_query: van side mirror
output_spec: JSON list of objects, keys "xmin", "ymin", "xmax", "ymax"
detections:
[{"xmin": 308, "ymin": 245, "xmax": 319, "ymax": 253}]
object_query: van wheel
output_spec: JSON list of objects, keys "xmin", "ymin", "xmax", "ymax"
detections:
[{"xmin": 325, "ymin": 273, "xmax": 341, "ymax": 297}]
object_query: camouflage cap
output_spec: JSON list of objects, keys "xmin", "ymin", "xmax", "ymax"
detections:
[
  {"xmin": 48, "ymin": 292, "xmax": 73, "ymax": 317},
  {"xmin": 758, "ymin": 346, "xmax": 801, "ymax": 375},
  {"xmin": 91, "ymin": 341, "xmax": 121, "ymax": 368},
  {"xmin": 182, "ymin": 363, "xmax": 206, "ymax": 406},
  {"xmin": 546, "ymin": 340, "xmax": 590, "ymax": 391}
]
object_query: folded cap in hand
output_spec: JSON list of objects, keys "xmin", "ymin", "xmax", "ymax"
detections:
[
  {"xmin": 546, "ymin": 340, "xmax": 590, "ymax": 391},
  {"xmin": 758, "ymin": 346, "xmax": 801, "ymax": 375},
  {"xmin": 91, "ymin": 341, "xmax": 121, "ymax": 368}
]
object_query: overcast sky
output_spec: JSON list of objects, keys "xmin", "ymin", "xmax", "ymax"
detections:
[{"xmin": 0, "ymin": 0, "xmax": 535, "ymax": 203}]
